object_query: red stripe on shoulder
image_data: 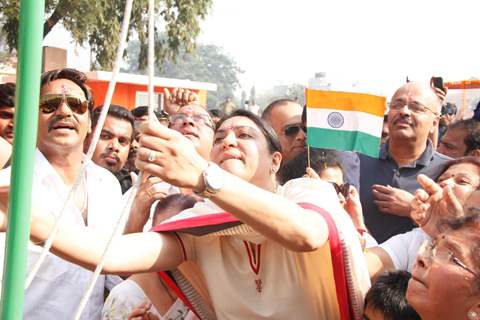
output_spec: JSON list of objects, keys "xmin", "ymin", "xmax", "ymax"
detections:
[{"xmin": 298, "ymin": 202, "xmax": 352, "ymax": 320}]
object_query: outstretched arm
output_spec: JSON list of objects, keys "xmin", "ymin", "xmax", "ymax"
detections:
[
  {"xmin": 0, "ymin": 192, "xmax": 184, "ymax": 275},
  {"xmin": 136, "ymin": 121, "xmax": 329, "ymax": 252}
]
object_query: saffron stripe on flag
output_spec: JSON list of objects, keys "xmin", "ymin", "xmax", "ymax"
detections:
[
  {"xmin": 306, "ymin": 89, "xmax": 386, "ymax": 117},
  {"xmin": 307, "ymin": 127, "xmax": 381, "ymax": 158},
  {"xmin": 306, "ymin": 108, "xmax": 383, "ymax": 138}
]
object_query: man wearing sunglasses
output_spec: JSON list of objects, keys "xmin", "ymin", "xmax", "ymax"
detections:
[
  {"xmin": 0, "ymin": 68, "xmax": 123, "ymax": 319},
  {"xmin": 262, "ymin": 99, "xmax": 306, "ymax": 163}
]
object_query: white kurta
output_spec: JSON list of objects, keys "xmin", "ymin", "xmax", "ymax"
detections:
[
  {"xmin": 0, "ymin": 150, "xmax": 123, "ymax": 320},
  {"xmin": 170, "ymin": 178, "xmax": 370, "ymax": 320}
]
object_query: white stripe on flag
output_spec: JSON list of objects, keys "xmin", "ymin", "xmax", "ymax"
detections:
[{"xmin": 307, "ymin": 108, "xmax": 383, "ymax": 138}]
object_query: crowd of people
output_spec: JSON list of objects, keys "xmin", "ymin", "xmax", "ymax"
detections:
[{"xmin": 0, "ymin": 68, "xmax": 479, "ymax": 320}]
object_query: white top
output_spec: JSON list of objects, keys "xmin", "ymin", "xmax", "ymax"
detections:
[
  {"xmin": 380, "ymin": 227, "xmax": 430, "ymax": 272},
  {"xmin": 0, "ymin": 150, "xmax": 123, "ymax": 320},
  {"xmin": 174, "ymin": 178, "xmax": 371, "ymax": 320},
  {"xmin": 102, "ymin": 278, "xmax": 197, "ymax": 320}
]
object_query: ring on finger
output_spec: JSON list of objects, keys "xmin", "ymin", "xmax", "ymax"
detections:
[{"xmin": 147, "ymin": 150, "xmax": 158, "ymax": 162}]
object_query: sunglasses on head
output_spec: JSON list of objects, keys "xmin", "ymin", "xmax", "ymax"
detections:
[
  {"xmin": 330, "ymin": 182, "xmax": 350, "ymax": 199},
  {"xmin": 283, "ymin": 123, "xmax": 306, "ymax": 137},
  {"xmin": 39, "ymin": 94, "xmax": 88, "ymax": 115}
]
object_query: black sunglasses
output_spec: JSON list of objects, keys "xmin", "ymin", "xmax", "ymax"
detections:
[
  {"xmin": 283, "ymin": 123, "xmax": 306, "ymax": 137},
  {"xmin": 330, "ymin": 182, "xmax": 350, "ymax": 199}
]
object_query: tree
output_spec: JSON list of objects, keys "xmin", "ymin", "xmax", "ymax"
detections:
[
  {"xmin": 0, "ymin": 0, "xmax": 212, "ymax": 69},
  {"xmin": 125, "ymin": 42, "xmax": 243, "ymax": 109}
]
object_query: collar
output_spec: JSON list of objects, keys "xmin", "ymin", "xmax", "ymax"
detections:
[{"xmin": 382, "ymin": 139, "xmax": 434, "ymax": 168}]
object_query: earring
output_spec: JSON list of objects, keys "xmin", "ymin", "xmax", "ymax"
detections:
[{"xmin": 468, "ymin": 311, "xmax": 478, "ymax": 320}]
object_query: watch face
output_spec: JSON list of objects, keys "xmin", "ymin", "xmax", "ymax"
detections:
[{"xmin": 206, "ymin": 164, "xmax": 224, "ymax": 191}]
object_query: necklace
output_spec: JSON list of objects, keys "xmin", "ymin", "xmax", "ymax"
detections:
[{"xmin": 243, "ymin": 241, "xmax": 262, "ymax": 293}]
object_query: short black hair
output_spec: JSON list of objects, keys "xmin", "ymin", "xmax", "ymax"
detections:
[
  {"xmin": 447, "ymin": 119, "xmax": 480, "ymax": 155},
  {"xmin": 261, "ymin": 98, "xmax": 298, "ymax": 122},
  {"xmin": 91, "ymin": 104, "xmax": 134, "ymax": 138},
  {"xmin": 278, "ymin": 148, "xmax": 343, "ymax": 184},
  {"xmin": 131, "ymin": 106, "xmax": 168, "ymax": 121},
  {"xmin": 0, "ymin": 83, "xmax": 15, "ymax": 108},
  {"xmin": 215, "ymin": 109, "xmax": 281, "ymax": 154},
  {"xmin": 364, "ymin": 271, "xmax": 420, "ymax": 320},
  {"xmin": 40, "ymin": 68, "xmax": 94, "ymax": 115}
]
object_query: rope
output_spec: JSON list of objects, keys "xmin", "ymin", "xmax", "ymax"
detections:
[
  {"xmin": 24, "ymin": 0, "xmax": 134, "ymax": 294},
  {"xmin": 74, "ymin": 0, "xmax": 158, "ymax": 318}
]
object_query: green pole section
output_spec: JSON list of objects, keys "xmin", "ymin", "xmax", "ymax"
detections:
[{"xmin": 0, "ymin": 0, "xmax": 45, "ymax": 318}]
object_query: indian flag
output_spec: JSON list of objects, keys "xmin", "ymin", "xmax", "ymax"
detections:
[{"xmin": 306, "ymin": 89, "xmax": 386, "ymax": 157}]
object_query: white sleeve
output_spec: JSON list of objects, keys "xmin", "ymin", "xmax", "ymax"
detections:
[{"xmin": 380, "ymin": 228, "xmax": 430, "ymax": 272}]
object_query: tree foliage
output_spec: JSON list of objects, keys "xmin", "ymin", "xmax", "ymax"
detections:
[
  {"xmin": 0, "ymin": 0, "xmax": 212, "ymax": 69},
  {"xmin": 126, "ymin": 42, "xmax": 244, "ymax": 108}
]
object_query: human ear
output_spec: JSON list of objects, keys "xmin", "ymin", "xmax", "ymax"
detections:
[{"xmin": 270, "ymin": 151, "xmax": 282, "ymax": 174}]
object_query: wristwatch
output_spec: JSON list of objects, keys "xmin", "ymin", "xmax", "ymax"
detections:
[{"xmin": 196, "ymin": 162, "xmax": 225, "ymax": 198}]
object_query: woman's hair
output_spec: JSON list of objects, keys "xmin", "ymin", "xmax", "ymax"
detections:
[
  {"xmin": 440, "ymin": 211, "xmax": 480, "ymax": 290},
  {"xmin": 441, "ymin": 156, "xmax": 480, "ymax": 176},
  {"xmin": 215, "ymin": 109, "xmax": 281, "ymax": 154},
  {"xmin": 278, "ymin": 148, "xmax": 344, "ymax": 184}
]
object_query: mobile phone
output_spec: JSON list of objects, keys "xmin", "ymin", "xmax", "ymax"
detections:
[{"xmin": 432, "ymin": 77, "xmax": 444, "ymax": 90}]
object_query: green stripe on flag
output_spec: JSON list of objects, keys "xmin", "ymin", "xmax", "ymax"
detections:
[{"xmin": 307, "ymin": 127, "xmax": 380, "ymax": 157}]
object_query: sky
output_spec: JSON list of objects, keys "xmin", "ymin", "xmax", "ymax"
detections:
[
  {"xmin": 44, "ymin": 0, "xmax": 480, "ymax": 98},
  {"xmin": 197, "ymin": 0, "xmax": 480, "ymax": 97}
]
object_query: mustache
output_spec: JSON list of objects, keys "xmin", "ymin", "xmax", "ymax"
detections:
[
  {"xmin": 48, "ymin": 116, "xmax": 78, "ymax": 132},
  {"xmin": 393, "ymin": 115, "xmax": 414, "ymax": 126}
]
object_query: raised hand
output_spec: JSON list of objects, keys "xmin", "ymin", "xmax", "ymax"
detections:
[
  {"xmin": 135, "ymin": 120, "xmax": 208, "ymax": 191},
  {"xmin": 411, "ymin": 174, "xmax": 463, "ymax": 237},
  {"xmin": 163, "ymin": 88, "xmax": 200, "ymax": 115}
]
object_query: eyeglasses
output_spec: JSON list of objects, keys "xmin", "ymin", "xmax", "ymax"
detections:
[
  {"xmin": 283, "ymin": 123, "xmax": 306, "ymax": 137},
  {"xmin": 39, "ymin": 94, "xmax": 88, "ymax": 115},
  {"xmin": 169, "ymin": 113, "xmax": 214, "ymax": 129},
  {"xmin": 330, "ymin": 182, "xmax": 350, "ymax": 199},
  {"xmin": 390, "ymin": 101, "xmax": 439, "ymax": 115},
  {"xmin": 421, "ymin": 240, "xmax": 480, "ymax": 280}
]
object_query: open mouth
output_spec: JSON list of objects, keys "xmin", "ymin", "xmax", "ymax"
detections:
[
  {"xmin": 220, "ymin": 154, "xmax": 243, "ymax": 164},
  {"xmin": 51, "ymin": 121, "xmax": 76, "ymax": 132},
  {"xmin": 181, "ymin": 129, "xmax": 199, "ymax": 139}
]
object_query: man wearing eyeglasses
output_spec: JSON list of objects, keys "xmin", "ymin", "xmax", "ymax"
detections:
[
  {"xmin": 359, "ymin": 82, "xmax": 450, "ymax": 243},
  {"xmin": 124, "ymin": 102, "xmax": 215, "ymax": 233},
  {"xmin": 0, "ymin": 68, "xmax": 122, "ymax": 319}
]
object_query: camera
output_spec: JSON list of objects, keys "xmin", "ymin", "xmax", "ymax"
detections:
[{"xmin": 441, "ymin": 102, "xmax": 457, "ymax": 116}]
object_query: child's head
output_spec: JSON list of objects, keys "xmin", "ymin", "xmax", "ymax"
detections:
[{"xmin": 364, "ymin": 271, "xmax": 420, "ymax": 320}]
